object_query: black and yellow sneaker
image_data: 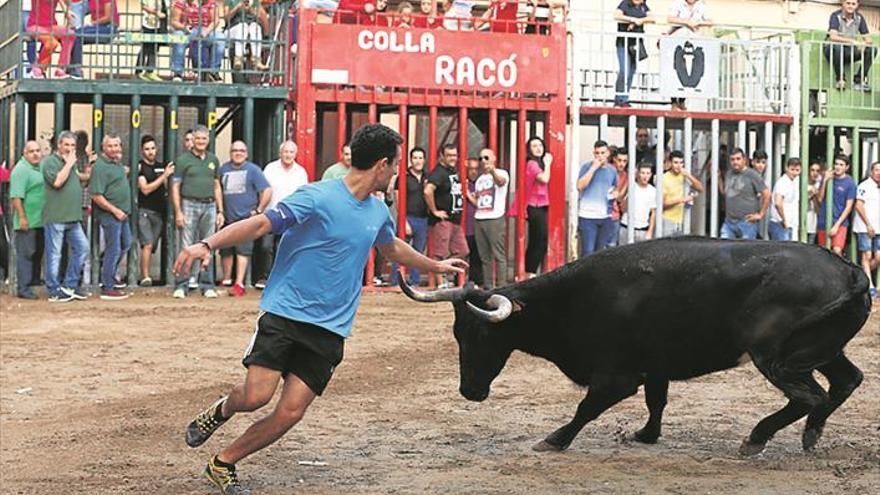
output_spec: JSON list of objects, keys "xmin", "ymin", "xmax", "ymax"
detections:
[
  {"xmin": 186, "ymin": 396, "xmax": 229, "ymax": 448},
  {"xmin": 204, "ymin": 457, "xmax": 251, "ymax": 495}
]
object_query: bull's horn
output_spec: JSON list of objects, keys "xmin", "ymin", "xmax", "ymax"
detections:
[
  {"xmin": 398, "ymin": 273, "xmax": 464, "ymax": 302},
  {"xmin": 466, "ymin": 294, "xmax": 513, "ymax": 323}
]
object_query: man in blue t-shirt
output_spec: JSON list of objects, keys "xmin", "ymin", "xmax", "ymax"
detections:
[
  {"xmin": 577, "ymin": 140, "xmax": 618, "ymax": 257},
  {"xmin": 824, "ymin": 0, "xmax": 876, "ymax": 92},
  {"xmin": 219, "ymin": 141, "xmax": 272, "ymax": 297},
  {"xmin": 817, "ymin": 154, "xmax": 857, "ymax": 256},
  {"xmin": 174, "ymin": 124, "xmax": 467, "ymax": 494}
]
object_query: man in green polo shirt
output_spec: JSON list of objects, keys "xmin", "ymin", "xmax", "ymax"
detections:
[
  {"xmin": 90, "ymin": 133, "xmax": 133, "ymax": 301},
  {"xmin": 42, "ymin": 131, "xmax": 90, "ymax": 303},
  {"xmin": 10, "ymin": 141, "xmax": 45, "ymax": 300},
  {"xmin": 171, "ymin": 125, "xmax": 224, "ymax": 298},
  {"xmin": 321, "ymin": 144, "xmax": 352, "ymax": 181}
]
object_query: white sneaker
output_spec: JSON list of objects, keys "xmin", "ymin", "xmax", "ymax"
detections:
[
  {"xmin": 203, "ymin": 289, "xmax": 219, "ymax": 298},
  {"xmin": 188, "ymin": 277, "xmax": 198, "ymax": 289},
  {"xmin": 172, "ymin": 288, "xmax": 186, "ymax": 299}
]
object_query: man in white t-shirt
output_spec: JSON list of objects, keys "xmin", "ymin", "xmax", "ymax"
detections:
[
  {"xmin": 255, "ymin": 140, "xmax": 309, "ymax": 287},
  {"xmin": 473, "ymin": 148, "xmax": 509, "ymax": 289},
  {"xmin": 853, "ymin": 161, "xmax": 880, "ymax": 298},
  {"xmin": 619, "ymin": 162, "xmax": 656, "ymax": 245},
  {"xmin": 768, "ymin": 158, "xmax": 801, "ymax": 242}
]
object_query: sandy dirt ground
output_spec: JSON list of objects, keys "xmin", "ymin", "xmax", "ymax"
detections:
[{"xmin": 1, "ymin": 291, "xmax": 878, "ymax": 495}]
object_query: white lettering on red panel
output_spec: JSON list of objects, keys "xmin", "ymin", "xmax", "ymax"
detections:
[{"xmin": 358, "ymin": 30, "xmax": 518, "ymax": 89}]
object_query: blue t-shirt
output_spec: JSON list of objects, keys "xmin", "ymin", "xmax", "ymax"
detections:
[
  {"xmin": 577, "ymin": 162, "xmax": 618, "ymax": 219},
  {"xmin": 261, "ymin": 179, "xmax": 397, "ymax": 338},
  {"xmin": 817, "ymin": 175, "xmax": 857, "ymax": 228},
  {"xmin": 220, "ymin": 161, "xmax": 270, "ymax": 221}
]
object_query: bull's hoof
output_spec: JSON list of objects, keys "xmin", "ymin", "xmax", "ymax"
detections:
[
  {"xmin": 738, "ymin": 439, "xmax": 767, "ymax": 457},
  {"xmin": 802, "ymin": 427, "xmax": 823, "ymax": 451},
  {"xmin": 629, "ymin": 428, "xmax": 660, "ymax": 444},
  {"xmin": 532, "ymin": 439, "xmax": 567, "ymax": 452}
]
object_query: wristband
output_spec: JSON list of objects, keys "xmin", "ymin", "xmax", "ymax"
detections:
[{"xmin": 197, "ymin": 240, "xmax": 213, "ymax": 251}]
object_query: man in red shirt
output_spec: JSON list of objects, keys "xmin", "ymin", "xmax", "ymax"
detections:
[
  {"xmin": 486, "ymin": 0, "xmax": 519, "ymax": 33},
  {"xmin": 335, "ymin": 0, "xmax": 375, "ymax": 24}
]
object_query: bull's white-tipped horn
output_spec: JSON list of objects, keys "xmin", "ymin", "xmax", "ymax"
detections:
[
  {"xmin": 398, "ymin": 273, "xmax": 463, "ymax": 302},
  {"xmin": 466, "ymin": 294, "xmax": 513, "ymax": 323}
]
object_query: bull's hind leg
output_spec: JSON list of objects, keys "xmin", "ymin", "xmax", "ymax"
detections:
[
  {"xmin": 802, "ymin": 353, "xmax": 863, "ymax": 451},
  {"xmin": 533, "ymin": 373, "xmax": 640, "ymax": 452},
  {"xmin": 740, "ymin": 358, "xmax": 829, "ymax": 456},
  {"xmin": 631, "ymin": 375, "xmax": 669, "ymax": 444}
]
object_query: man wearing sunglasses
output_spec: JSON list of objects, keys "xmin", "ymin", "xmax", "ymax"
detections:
[{"xmin": 472, "ymin": 149, "xmax": 509, "ymax": 289}]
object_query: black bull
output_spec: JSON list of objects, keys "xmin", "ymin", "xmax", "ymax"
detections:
[{"xmin": 400, "ymin": 237, "xmax": 872, "ymax": 455}]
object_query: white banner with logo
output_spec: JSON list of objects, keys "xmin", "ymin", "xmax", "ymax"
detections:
[{"xmin": 659, "ymin": 36, "xmax": 720, "ymax": 99}]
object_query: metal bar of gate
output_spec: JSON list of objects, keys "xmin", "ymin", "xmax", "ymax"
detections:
[
  {"xmin": 337, "ymin": 102, "xmax": 347, "ymax": 162},
  {"xmin": 458, "ymin": 107, "xmax": 469, "ymax": 286},
  {"xmin": 397, "ymin": 104, "xmax": 408, "ymax": 242},
  {"xmin": 655, "ymin": 117, "xmax": 665, "ymax": 238},
  {"xmin": 516, "ymin": 109, "xmax": 527, "ymax": 282},
  {"xmin": 763, "ymin": 121, "xmax": 773, "ymax": 240},
  {"xmin": 824, "ymin": 126, "xmax": 835, "ymax": 250},
  {"xmin": 165, "ymin": 95, "xmax": 179, "ymax": 286},
  {"xmin": 365, "ymin": 104, "xmax": 378, "ymax": 287},
  {"xmin": 683, "ymin": 117, "xmax": 693, "ymax": 235},
  {"xmin": 627, "ymin": 115, "xmax": 637, "ymax": 245},
  {"xmin": 850, "ymin": 127, "xmax": 861, "ymax": 262},
  {"xmin": 711, "ymin": 119, "xmax": 720, "ymax": 238},
  {"xmin": 426, "ymin": 106, "xmax": 438, "ymax": 288},
  {"xmin": 128, "ymin": 94, "xmax": 142, "ymax": 286},
  {"xmin": 90, "ymin": 93, "xmax": 104, "ymax": 288}
]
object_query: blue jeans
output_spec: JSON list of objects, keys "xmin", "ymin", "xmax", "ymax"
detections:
[
  {"xmin": 578, "ymin": 217, "xmax": 615, "ymax": 257},
  {"xmin": 615, "ymin": 44, "xmax": 637, "ymax": 104},
  {"xmin": 14, "ymin": 228, "xmax": 42, "ymax": 295},
  {"xmin": 172, "ymin": 29, "xmax": 226, "ymax": 74},
  {"xmin": 44, "ymin": 222, "xmax": 89, "ymax": 296},
  {"xmin": 391, "ymin": 215, "xmax": 429, "ymax": 285},
  {"xmin": 175, "ymin": 199, "xmax": 217, "ymax": 291},
  {"xmin": 99, "ymin": 215, "xmax": 132, "ymax": 289},
  {"xmin": 70, "ymin": 23, "xmax": 117, "ymax": 76},
  {"xmin": 768, "ymin": 221, "xmax": 792, "ymax": 241},
  {"xmin": 721, "ymin": 219, "xmax": 759, "ymax": 240},
  {"xmin": 22, "ymin": 11, "xmax": 36, "ymax": 68}
]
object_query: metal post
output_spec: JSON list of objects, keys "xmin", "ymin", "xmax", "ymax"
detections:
[
  {"xmin": 763, "ymin": 121, "xmax": 773, "ymax": 240},
  {"xmin": 165, "ymin": 94, "xmax": 180, "ymax": 286},
  {"xmin": 599, "ymin": 113, "xmax": 608, "ymax": 142},
  {"xmin": 683, "ymin": 117, "xmax": 693, "ymax": 235},
  {"xmin": 14, "ymin": 95, "xmax": 26, "ymax": 158},
  {"xmin": 337, "ymin": 102, "xmax": 347, "ymax": 162},
  {"xmin": 128, "ymin": 94, "xmax": 142, "ymax": 286},
  {"xmin": 516, "ymin": 109, "xmax": 527, "ymax": 281},
  {"xmin": 824, "ymin": 126, "xmax": 834, "ymax": 249},
  {"xmin": 458, "ymin": 107, "xmax": 468, "ymax": 286},
  {"xmin": 627, "ymin": 115, "xmax": 637, "ymax": 244},
  {"xmin": 53, "ymin": 93, "xmax": 65, "ymax": 140},
  {"xmin": 489, "ymin": 108, "xmax": 498, "ymax": 153},
  {"xmin": 711, "ymin": 119, "xmax": 720, "ymax": 238},
  {"xmin": 243, "ymin": 97, "xmax": 255, "ymax": 150},
  {"xmin": 3, "ymin": 98, "xmax": 15, "ymax": 294},
  {"xmin": 90, "ymin": 93, "xmax": 105, "ymax": 288},
  {"xmin": 397, "ymin": 105, "xmax": 408, "ymax": 241},
  {"xmin": 426, "ymin": 107, "xmax": 438, "ymax": 288},
  {"xmin": 365, "ymin": 104, "xmax": 378, "ymax": 287},
  {"xmin": 273, "ymin": 102, "xmax": 284, "ymax": 154},
  {"xmin": 850, "ymin": 127, "xmax": 861, "ymax": 262},
  {"xmin": 207, "ymin": 95, "xmax": 217, "ymax": 152},
  {"xmin": 655, "ymin": 117, "xmax": 665, "ymax": 238}
]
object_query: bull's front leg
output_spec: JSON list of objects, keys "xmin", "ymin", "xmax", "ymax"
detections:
[
  {"xmin": 631, "ymin": 374, "xmax": 669, "ymax": 444},
  {"xmin": 533, "ymin": 373, "xmax": 640, "ymax": 452}
]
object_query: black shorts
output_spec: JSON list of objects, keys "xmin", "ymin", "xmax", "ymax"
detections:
[{"xmin": 242, "ymin": 312, "xmax": 344, "ymax": 395}]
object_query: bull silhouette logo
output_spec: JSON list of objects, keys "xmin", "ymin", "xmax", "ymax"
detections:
[{"xmin": 674, "ymin": 41, "xmax": 705, "ymax": 89}]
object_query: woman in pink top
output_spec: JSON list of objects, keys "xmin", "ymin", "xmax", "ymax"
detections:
[
  {"xmin": 26, "ymin": 0, "xmax": 74, "ymax": 79},
  {"xmin": 524, "ymin": 136, "xmax": 551, "ymax": 277}
]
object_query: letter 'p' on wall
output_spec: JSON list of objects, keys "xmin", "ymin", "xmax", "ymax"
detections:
[{"xmin": 93, "ymin": 109, "xmax": 103, "ymax": 129}]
